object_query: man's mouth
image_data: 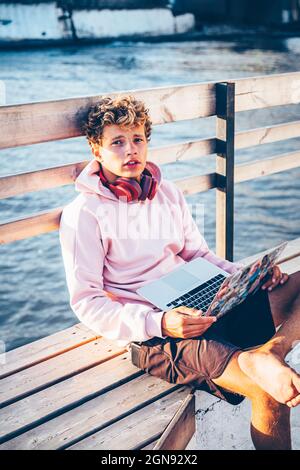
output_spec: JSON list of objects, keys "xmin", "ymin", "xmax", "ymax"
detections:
[{"xmin": 123, "ymin": 160, "xmax": 141, "ymax": 168}]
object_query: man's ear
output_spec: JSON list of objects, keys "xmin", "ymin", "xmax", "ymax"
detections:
[{"xmin": 91, "ymin": 143, "xmax": 101, "ymax": 160}]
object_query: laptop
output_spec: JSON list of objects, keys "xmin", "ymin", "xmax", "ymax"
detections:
[{"xmin": 137, "ymin": 241, "xmax": 288, "ymax": 319}]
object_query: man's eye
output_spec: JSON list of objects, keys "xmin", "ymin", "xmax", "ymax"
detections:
[
  {"xmin": 135, "ymin": 138, "xmax": 143, "ymax": 143},
  {"xmin": 112, "ymin": 140, "xmax": 122, "ymax": 145}
]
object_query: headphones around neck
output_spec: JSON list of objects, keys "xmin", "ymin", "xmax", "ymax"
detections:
[{"xmin": 98, "ymin": 162, "xmax": 160, "ymax": 202}]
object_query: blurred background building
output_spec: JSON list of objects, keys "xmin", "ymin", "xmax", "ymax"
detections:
[{"xmin": 0, "ymin": 1, "xmax": 299, "ymax": 45}]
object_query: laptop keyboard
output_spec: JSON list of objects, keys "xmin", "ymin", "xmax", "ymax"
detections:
[{"xmin": 166, "ymin": 273, "xmax": 226, "ymax": 313}]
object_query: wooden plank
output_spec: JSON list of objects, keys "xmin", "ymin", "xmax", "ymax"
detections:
[
  {"xmin": 0, "ymin": 372, "xmax": 177, "ymax": 449},
  {"xmin": 0, "ymin": 139, "xmax": 216, "ymax": 201},
  {"xmin": 0, "ymin": 82, "xmax": 216, "ymax": 150},
  {"xmin": 0, "ymin": 207, "xmax": 63, "ymax": 244},
  {"xmin": 175, "ymin": 173, "xmax": 216, "ymax": 196},
  {"xmin": 0, "ymin": 174, "xmax": 216, "ymax": 244},
  {"xmin": 67, "ymin": 388, "xmax": 190, "ymax": 450},
  {"xmin": 0, "ymin": 323, "xmax": 99, "ymax": 380},
  {"xmin": 235, "ymin": 71, "xmax": 300, "ymax": 112},
  {"xmin": 240, "ymin": 237, "xmax": 300, "ymax": 266},
  {"xmin": 235, "ymin": 151, "xmax": 300, "ymax": 184},
  {"xmin": 1, "ymin": 72, "xmax": 300, "ymax": 150},
  {"xmin": 0, "ymin": 352, "xmax": 142, "ymax": 443},
  {"xmin": 236, "ymin": 121, "xmax": 300, "ymax": 150},
  {"xmin": 0, "ymin": 161, "xmax": 88, "ymax": 200},
  {"xmin": 150, "ymin": 138, "xmax": 216, "ymax": 166},
  {"xmin": 153, "ymin": 390, "xmax": 195, "ymax": 450},
  {"xmin": 279, "ymin": 255, "xmax": 300, "ymax": 275},
  {"xmin": 0, "ymin": 338, "xmax": 127, "ymax": 407}
]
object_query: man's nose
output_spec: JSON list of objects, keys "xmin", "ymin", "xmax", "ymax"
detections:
[{"xmin": 125, "ymin": 140, "xmax": 137, "ymax": 155}]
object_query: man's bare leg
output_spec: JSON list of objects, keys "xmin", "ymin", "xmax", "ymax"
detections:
[
  {"xmin": 211, "ymin": 271, "xmax": 300, "ymax": 449},
  {"xmin": 238, "ymin": 271, "xmax": 300, "ymax": 407},
  {"xmin": 212, "ymin": 351, "xmax": 291, "ymax": 450}
]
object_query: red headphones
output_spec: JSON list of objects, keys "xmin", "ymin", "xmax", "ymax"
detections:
[{"xmin": 98, "ymin": 161, "xmax": 161, "ymax": 202}]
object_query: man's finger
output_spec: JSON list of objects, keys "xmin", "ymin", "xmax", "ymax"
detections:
[
  {"xmin": 280, "ymin": 273, "xmax": 289, "ymax": 284},
  {"xmin": 185, "ymin": 316, "xmax": 217, "ymax": 324}
]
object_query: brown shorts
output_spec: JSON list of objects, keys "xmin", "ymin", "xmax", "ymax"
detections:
[{"xmin": 132, "ymin": 288, "xmax": 275, "ymax": 405}]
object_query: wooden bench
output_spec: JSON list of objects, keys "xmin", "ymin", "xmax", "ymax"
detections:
[
  {"xmin": 0, "ymin": 238, "xmax": 299, "ymax": 450},
  {"xmin": 0, "ymin": 323, "xmax": 195, "ymax": 450},
  {"xmin": 1, "ymin": 72, "xmax": 300, "ymax": 449}
]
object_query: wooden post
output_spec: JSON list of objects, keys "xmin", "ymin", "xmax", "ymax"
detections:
[{"xmin": 215, "ymin": 82, "xmax": 235, "ymax": 262}]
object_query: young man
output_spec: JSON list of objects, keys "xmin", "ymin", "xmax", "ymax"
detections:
[{"xmin": 59, "ymin": 95, "xmax": 300, "ymax": 450}]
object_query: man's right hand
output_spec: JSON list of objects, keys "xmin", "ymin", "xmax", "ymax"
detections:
[{"xmin": 161, "ymin": 306, "xmax": 217, "ymax": 339}]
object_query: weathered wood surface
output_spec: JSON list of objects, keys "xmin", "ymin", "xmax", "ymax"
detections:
[
  {"xmin": 235, "ymin": 120, "xmax": 300, "ymax": 149},
  {"xmin": 0, "ymin": 323, "xmax": 99, "ymax": 380},
  {"xmin": 0, "ymin": 82, "xmax": 216, "ymax": 149},
  {"xmin": 235, "ymin": 151, "xmax": 300, "ymax": 184},
  {"xmin": 153, "ymin": 390, "xmax": 195, "ymax": 450},
  {"xmin": 1, "ymin": 71, "xmax": 300, "ymax": 150},
  {"xmin": 0, "ymin": 206, "xmax": 63, "ymax": 244},
  {"xmin": 68, "ymin": 388, "xmax": 191, "ymax": 450},
  {"xmin": 0, "ymin": 370, "xmax": 178, "ymax": 449},
  {"xmin": 0, "ymin": 338, "xmax": 127, "ymax": 407}
]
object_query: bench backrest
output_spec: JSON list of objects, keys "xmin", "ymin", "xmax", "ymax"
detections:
[{"xmin": 1, "ymin": 72, "xmax": 300, "ymax": 258}]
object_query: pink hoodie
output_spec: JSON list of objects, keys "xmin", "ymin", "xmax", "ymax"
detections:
[{"xmin": 59, "ymin": 159, "xmax": 242, "ymax": 347}]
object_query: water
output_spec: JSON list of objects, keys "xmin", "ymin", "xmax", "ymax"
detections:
[{"xmin": 1, "ymin": 37, "xmax": 300, "ymax": 351}]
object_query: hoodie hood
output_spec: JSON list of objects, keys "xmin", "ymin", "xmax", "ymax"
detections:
[{"xmin": 75, "ymin": 158, "xmax": 162, "ymax": 202}]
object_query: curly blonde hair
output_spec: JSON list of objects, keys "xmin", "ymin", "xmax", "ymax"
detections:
[{"xmin": 83, "ymin": 95, "xmax": 152, "ymax": 145}]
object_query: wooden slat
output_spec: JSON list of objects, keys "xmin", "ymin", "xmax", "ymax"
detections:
[
  {"xmin": 0, "ymin": 139, "xmax": 216, "ymax": 201},
  {"xmin": 0, "ymin": 338, "xmax": 127, "ymax": 408},
  {"xmin": 67, "ymin": 388, "xmax": 190, "ymax": 450},
  {"xmin": 0, "ymin": 174, "xmax": 216, "ymax": 244},
  {"xmin": 235, "ymin": 71, "xmax": 300, "ymax": 112},
  {"xmin": 153, "ymin": 390, "xmax": 195, "ymax": 450},
  {"xmin": 235, "ymin": 151, "xmax": 300, "ymax": 183},
  {"xmin": 1, "ymin": 72, "xmax": 300, "ymax": 150},
  {"xmin": 0, "ymin": 161, "xmax": 88, "ymax": 200},
  {"xmin": 279, "ymin": 255, "xmax": 300, "ymax": 275},
  {"xmin": 0, "ymin": 206, "xmax": 63, "ymax": 244},
  {"xmin": 0, "ymin": 323, "xmax": 99, "ymax": 380},
  {"xmin": 0, "ymin": 82, "xmax": 216, "ymax": 150},
  {"xmin": 0, "ymin": 372, "xmax": 177, "ymax": 449},
  {"xmin": 240, "ymin": 237, "xmax": 300, "ymax": 267},
  {"xmin": 0, "ymin": 352, "xmax": 142, "ymax": 443},
  {"xmin": 150, "ymin": 138, "xmax": 216, "ymax": 165},
  {"xmin": 236, "ymin": 121, "xmax": 300, "ymax": 149},
  {"xmin": 175, "ymin": 173, "xmax": 216, "ymax": 196}
]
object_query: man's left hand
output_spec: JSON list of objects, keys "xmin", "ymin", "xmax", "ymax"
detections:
[{"xmin": 261, "ymin": 265, "xmax": 289, "ymax": 292}]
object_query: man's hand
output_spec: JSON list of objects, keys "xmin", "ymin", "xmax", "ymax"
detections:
[
  {"xmin": 262, "ymin": 265, "xmax": 289, "ymax": 292},
  {"xmin": 161, "ymin": 306, "xmax": 217, "ymax": 339}
]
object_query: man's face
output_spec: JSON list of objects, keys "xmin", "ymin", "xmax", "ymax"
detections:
[{"xmin": 91, "ymin": 123, "xmax": 148, "ymax": 183}]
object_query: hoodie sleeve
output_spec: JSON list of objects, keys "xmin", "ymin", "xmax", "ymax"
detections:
[
  {"xmin": 59, "ymin": 203, "xmax": 165, "ymax": 344},
  {"xmin": 176, "ymin": 189, "xmax": 243, "ymax": 274}
]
